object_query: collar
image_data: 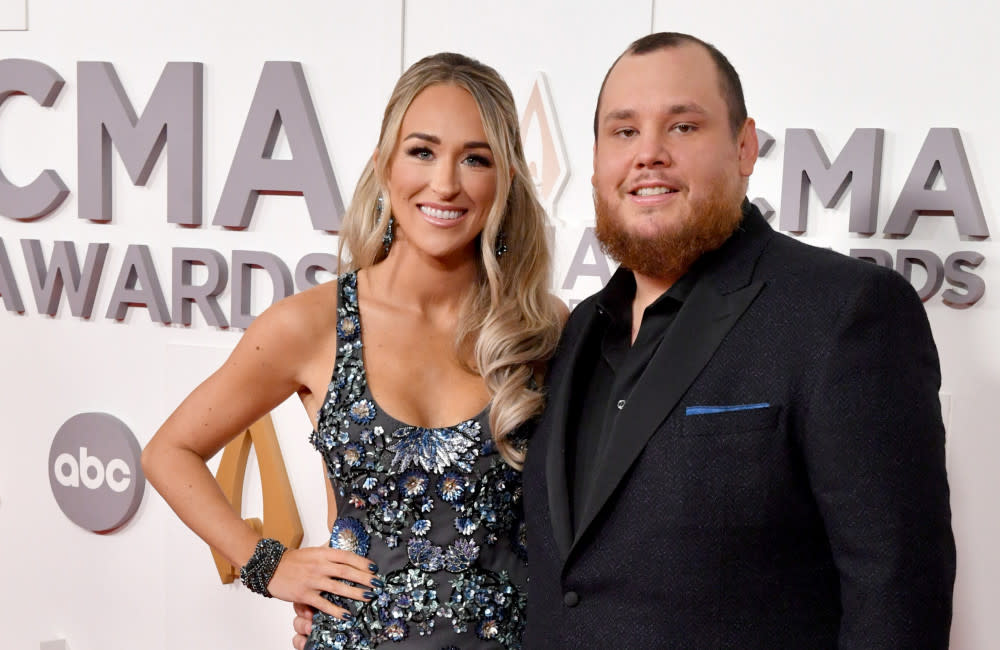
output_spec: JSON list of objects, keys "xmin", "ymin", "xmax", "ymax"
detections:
[
  {"xmin": 592, "ymin": 198, "xmax": 774, "ymax": 317},
  {"xmin": 593, "ymin": 197, "xmax": 770, "ymax": 324},
  {"xmin": 595, "ymin": 265, "xmax": 700, "ymax": 328}
]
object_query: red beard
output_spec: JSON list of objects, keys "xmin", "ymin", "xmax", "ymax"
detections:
[{"xmin": 594, "ymin": 188, "xmax": 743, "ymax": 279}]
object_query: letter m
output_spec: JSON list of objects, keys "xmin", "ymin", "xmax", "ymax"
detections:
[
  {"xmin": 779, "ymin": 128, "xmax": 883, "ymax": 234},
  {"xmin": 77, "ymin": 62, "xmax": 203, "ymax": 224}
]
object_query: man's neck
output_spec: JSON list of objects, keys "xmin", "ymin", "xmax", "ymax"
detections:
[{"xmin": 629, "ymin": 268, "xmax": 685, "ymax": 344}]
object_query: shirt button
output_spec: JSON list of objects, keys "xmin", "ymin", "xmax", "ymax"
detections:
[
  {"xmin": 617, "ymin": 399, "xmax": 626, "ymax": 410},
  {"xmin": 563, "ymin": 590, "xmax": 580, "ymax": 607}
]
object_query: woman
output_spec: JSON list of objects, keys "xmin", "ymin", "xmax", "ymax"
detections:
[{"xmin": 142, "ymin": 52, "xmax": 565, "ymax": 649}]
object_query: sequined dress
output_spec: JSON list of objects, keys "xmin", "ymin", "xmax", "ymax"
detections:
[{"xmin": 305, "ymin": 272, "xmax": 528, "ymax": 650}]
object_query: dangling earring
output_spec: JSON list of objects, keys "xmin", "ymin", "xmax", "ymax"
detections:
[
  {"xmin": 494, "ymin": 228, "xmax": 508, "ymax": 259},
  {"xmin": 382, "ymin": 218, "xmax": 395, "ymax": 256},
  {"xmin": 377, "ymin": 194, "xmax": 395, "ymax": 256}
]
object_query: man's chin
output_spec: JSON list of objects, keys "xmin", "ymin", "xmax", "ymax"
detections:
[
  {"xmin": 625, "ymin": 221, "xmax": 686, "ymax": 242},
  {"xmin": 595, "ymin": 195, "xmax": 743, "ymax": 280}
]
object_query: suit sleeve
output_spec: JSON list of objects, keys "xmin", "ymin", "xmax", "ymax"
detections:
[{"xmin": 800, "ymin": 267, "xmax": 956, "ymax": 649}]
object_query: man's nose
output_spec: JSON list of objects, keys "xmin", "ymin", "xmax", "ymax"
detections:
[{"xmin": 634, "ymin": 133, "xmax": 672, "ymax": 168}]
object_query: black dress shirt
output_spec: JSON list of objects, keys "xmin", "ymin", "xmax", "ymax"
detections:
[{"xmin": 567, "ymin": 267, "xmax": 699, "ymax": 533}]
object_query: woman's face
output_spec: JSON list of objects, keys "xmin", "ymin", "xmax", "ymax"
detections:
[{"xmin": 385, "ymin": 83, "xmax": 498, "ymax": 264}]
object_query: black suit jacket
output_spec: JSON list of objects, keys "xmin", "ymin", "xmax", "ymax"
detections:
[{"xmin": 523, "ymin": 205, "xmax": 955, "ymax": 649}]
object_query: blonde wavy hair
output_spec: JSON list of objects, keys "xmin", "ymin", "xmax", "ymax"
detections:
[{"xmin": 337, "ymin": 52, "xmax": 562, "ymax": 468}]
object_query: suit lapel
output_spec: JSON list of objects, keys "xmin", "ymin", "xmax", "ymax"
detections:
[
  {"xmin": 543, "ymin": 307, "xmax": 602, "ymax": 560},
  {"xmin": 567, "ymin": 207, "xmax": 773, "ymax": 555}
]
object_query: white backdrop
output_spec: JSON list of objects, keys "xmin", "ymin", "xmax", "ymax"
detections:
[{"xmin": 1, "ymin": 1, "xmax": 996, "ymax": 648}]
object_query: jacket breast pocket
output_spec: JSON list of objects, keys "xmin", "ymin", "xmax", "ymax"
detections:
[
  {"xmin": 646, "ymin": 404, "xmax": 787, "ymax": 528},
  {"xmin": 679, "ymin": 404, "xmax": 780, "ymax": 437}
]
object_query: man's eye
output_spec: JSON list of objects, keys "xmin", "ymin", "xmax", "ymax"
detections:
[
  {"xmin": 673, "ymin": 124, "xmax": 697, "ymax": 134},
  {"xmin": 614, "ymin": 128, "xmax": 637, "ymax": 138}
]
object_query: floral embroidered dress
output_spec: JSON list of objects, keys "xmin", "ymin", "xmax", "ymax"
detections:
[{"xmin": 305, "ymin": 272, "xmax": 528, "ymax": 650}]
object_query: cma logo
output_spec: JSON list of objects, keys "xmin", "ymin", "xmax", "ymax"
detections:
[
  {"xmin": 48, "ymin": 413, "xmax": 145, "ymax": 534},
  {"xmin": 521, "ymin": 73, "xmax": 568, "ymax": 215},
  {"xmin": 53, "ymin": 446, "xmax": 133, "ymax": 492}
]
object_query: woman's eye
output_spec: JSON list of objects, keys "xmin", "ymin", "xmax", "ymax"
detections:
[
  {"xmin": 464, "ymin": 154, "xmax": 493, "ymax": 168},
  {"xmin": 407, "ymin": 146, "xmax": 433, "ymax": 160}
]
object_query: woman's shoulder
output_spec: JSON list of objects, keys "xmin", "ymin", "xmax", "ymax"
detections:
[{"xmin": 239, "ymin": 279, "xmax": 340, "ymax": 359}]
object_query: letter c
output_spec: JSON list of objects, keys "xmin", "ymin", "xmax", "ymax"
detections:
[
  {"xmin": 105, "ymin": 458, "xmax": 132, "ymax": 493},
  {"xmin": 0, "ymin": 59, "xmax": 69, "ymax": 221}
]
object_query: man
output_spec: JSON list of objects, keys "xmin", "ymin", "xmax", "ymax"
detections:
[
  {"xmin": 521, "ymin": 32, "xmax": 954, "ymax": 648},
  {"xmin": 295, "ymin": 32, "xmax": 955, "ymax": 648}
]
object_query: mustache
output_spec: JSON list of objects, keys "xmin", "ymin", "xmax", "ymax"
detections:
[{"xmin": 625, "ymin": 174, "xmax": 686, "ymax": 192}]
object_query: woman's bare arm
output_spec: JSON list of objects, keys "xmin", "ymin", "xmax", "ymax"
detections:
[{"xmin": 142, "ymin": 288, "xmax": 375, "ymax": 618}]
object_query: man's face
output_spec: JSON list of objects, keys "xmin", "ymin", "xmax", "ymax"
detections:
[{"xmin": 592, "ymin": 44, "xmax": 757, "ymax": 279}]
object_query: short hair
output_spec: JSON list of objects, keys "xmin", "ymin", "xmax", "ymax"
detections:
[{"xmin": 593, "ymin": 32, "xmax": 748, "ymax": 138}]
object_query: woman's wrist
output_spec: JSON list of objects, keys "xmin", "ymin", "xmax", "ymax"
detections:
[{"xmin": 239, "ymin": 537, "xmax": 287, "ymax": 597}]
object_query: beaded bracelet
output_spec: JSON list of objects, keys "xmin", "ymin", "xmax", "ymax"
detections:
[{"xmin": 239, "ymin": 538, "xmax": 287, "ymax": 598}]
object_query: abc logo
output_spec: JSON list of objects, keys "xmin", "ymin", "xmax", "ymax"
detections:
[
  {"xmin": 54, "ymin": 447, "xmax": 133, "ymax": 492},
  {"xmin": 48, "ymin": 413, "xmax": 145, "ymax": 533}
]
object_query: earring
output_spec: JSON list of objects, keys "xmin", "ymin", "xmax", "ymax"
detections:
[
  {"xmin": 375, "ymin": 193, "xmax": 394, "ymax": 256},
  {"xmin": 494, "ymin": 228, "xmax": 508, "ymax": 259},
  {"xmin": 382, "ymin": 216, "xmax": 395, "ymax": 256}
]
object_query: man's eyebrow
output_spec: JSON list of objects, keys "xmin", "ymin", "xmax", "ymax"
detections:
[
  {"xmin": 602, "ymin": 103, "xmax": 708, "ymax": 125},
  {"xmin": 603, "ymin": 109, "xmax": 636, "ymax": 124},
  {"xmin": 668, "ymin": 103, "xmax": 708, "ymax": 116},
  {"xmin": 402, "ymin": 133, "xmax": 491, "ymax": 150}
]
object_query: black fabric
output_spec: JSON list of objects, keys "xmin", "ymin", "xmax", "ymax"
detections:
[
  {"xmin": 568, "ymin": 268, "xmax": 697, "ymax": 533},
  {"xmin": 523, "ymin": 202, "xmax": 955, "ymax": 649}
]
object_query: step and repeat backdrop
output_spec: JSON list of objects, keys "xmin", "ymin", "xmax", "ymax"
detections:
[{"xmin": 1, "ymin": 1, "xmax": 996, "ymax": 648}]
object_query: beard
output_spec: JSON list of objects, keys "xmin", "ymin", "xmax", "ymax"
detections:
[{"xmin": 594, "ymin": 186, "xmax": 743, "ymax": 280}]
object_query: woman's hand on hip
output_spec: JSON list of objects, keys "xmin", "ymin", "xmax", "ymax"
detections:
[{"xmin": 267, "ymin": 545, "xmax": 378, "ymax": 620}]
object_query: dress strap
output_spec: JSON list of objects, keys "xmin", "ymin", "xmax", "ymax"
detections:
[
  {"xmin": 334, "ymin": 271, "xmax": 363, "ymax": 363},
  {"xmin": 310, "ymin": 270, "xmax": 371, "ymax": 454}
]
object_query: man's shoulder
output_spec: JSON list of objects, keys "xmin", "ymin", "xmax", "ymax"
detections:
[
  {"xmin": 760, "ymin": 230, "xmax": 905, "ymax": 287},
  {"xmin": 753, "ymin": 232, "xmax": 924, "ymax": 324}
]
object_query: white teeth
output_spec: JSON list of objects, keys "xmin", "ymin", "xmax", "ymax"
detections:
[
  {"xmin": 419, "ymin": 205, "xmax": 464, "ymax": 220},
  {"xmin": 635, "ymin": 186, "xmax": 675, "ymax": 196}
]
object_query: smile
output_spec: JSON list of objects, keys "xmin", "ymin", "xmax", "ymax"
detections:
[
  {"xmin": 631, "ymin": 186, "xmax": 677, "ymax": 196},
  {"xmin": 419, "ymin": 205, "xmax": 466, "ymax": 220}
]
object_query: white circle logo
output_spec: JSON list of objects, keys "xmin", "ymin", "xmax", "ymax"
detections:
[{"xmin": 48, "ymin": 413, "xmax": 145, "ymax": 533}]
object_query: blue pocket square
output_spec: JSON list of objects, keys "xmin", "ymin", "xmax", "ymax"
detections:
[{"xmin": 685, "ymin": 403, "xmax": 770, "ymax": 415}]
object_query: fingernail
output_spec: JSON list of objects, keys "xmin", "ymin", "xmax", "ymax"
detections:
[
  {"xmin": 362, "ymin": 591, "xmax": 377, "ymax": 600},
  {"xmin": 342, "ymin": 612, "xmax": 355, "ymax": 622},
  {"xmin": 370, "ymin": 578, "xmax": 385, "ymax": 589},
  {"xmin": 368, "ymin": 563, "xmax": 379, "ymax": 573}
]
